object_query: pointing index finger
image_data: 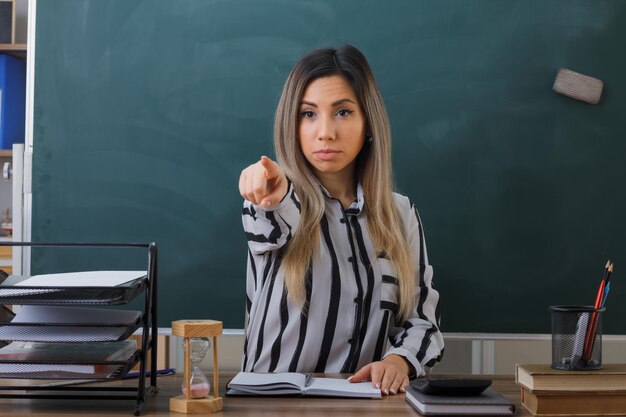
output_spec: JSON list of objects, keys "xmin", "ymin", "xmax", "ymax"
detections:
[{"xmin": 260, "ymin": 156, "xmax": 278, "ymax": 179}]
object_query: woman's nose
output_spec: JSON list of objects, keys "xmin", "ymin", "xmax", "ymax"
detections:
[{"xmin": 317, "ymin": 116, "xmax": 336, "ymax": 141}]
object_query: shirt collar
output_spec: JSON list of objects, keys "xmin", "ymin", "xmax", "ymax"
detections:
[{"xmin": 318, "ymin": 181, "xmax": 365, "ymax": 214}]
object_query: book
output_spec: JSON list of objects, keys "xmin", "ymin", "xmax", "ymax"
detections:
[
  {"xmin": 226, "ymin": 372, "xmax": 381, "ymax": 398},
  {"xmin": 405, "ymin": 385, "xmax": 515, "ymax": 415},
  {"xmin": 516, "ymin": 363, "xmax": 626, "ymax": 392},
  {"xmin": 520, "ymin": 386, "xmax": 626, "ymax": 416}
]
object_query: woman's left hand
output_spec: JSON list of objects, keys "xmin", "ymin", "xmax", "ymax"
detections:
[{"xmin": 348, "ymin": 354, "xmax": 411, "ymax": 395}]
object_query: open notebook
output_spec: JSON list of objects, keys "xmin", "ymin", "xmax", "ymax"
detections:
[{"xmin": 226, "ymin": 372, "xmax": 381, "ymax": 398}]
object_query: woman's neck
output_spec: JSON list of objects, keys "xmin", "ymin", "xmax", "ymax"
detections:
[{"xmin": 315, "ymin": 169, "xmax": 357, "ymax": 209}]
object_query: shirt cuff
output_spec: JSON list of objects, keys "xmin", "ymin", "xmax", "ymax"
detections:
[{"xmin": 383, "ymin": 347, "xmax": 423, "ymax": 378}]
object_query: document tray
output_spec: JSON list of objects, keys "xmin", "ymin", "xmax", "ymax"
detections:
[
  {"xmin": 0, "ymin": 350, "xmax": 140, "ymax": 380},
  {"xmin": 0, "ymin": 277, "xmax": 147, "ymax": 305},
  {"xmin": 0, "ymin": 320, "xmax": 143, "ymax": 343}
]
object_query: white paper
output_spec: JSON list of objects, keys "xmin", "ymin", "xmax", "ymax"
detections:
[
  {"xmin": 15, "ymin": 270, "xmax": 147, "ymax": 287},
  {"xmin": 229, "ymin": 371, "xmax": 307, "ymax": 389},
  {"xmin": 571, "ymin": 313, "xmax": 589, "ymax": 363},
  {"xmin": 0, "ymin": 306, "xmax": 141, "ymax": 342},
  {"xmin": 0, "ymin": 363, "xmax": 96, "ymax": 375},
  {"xmin": 305, "ymin": 377, "xmax": 380, "ymax": 397},
  {"xmin": 227, "ymin": 372, "xmax": 381, "ymax": 398},
  {"xmin": 11, "ymin": 305, "xmax": 141, "ymax": 324}
]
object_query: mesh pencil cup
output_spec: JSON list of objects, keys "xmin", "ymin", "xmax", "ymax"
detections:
[{"xmin": 550, "ymin": 305, "xmax": 604, "ymax": 370}]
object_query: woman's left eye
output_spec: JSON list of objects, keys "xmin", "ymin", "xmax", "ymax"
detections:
[{"xmin": 336, "ymin": 109, "xmax": 353, "ymax": 117}]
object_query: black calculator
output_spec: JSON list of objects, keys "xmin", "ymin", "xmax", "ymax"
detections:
[{"xmin": 410, "ymin": 377, "xmax": 492, "ymax": 396}]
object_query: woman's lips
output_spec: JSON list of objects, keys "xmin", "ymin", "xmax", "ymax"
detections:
[{"xmin": 314, "ymin": 149, "xmax": 340, "ymax": 160}]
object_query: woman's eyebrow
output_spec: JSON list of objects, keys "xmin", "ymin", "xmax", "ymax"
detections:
[
  {"xmin": 331, "ymin": 98, "xmax": 356, "ymax": 107},
  {"xmin": 300, "ymin": 98, "xmax": 356, "ymax": 108}
]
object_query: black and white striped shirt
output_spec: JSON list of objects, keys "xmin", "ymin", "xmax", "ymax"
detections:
[{"xmin": 242, "ymin": 183, "xmax": 444, "ymax": 376}]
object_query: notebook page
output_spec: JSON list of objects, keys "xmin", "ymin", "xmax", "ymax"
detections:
[
  {"xmin": 305, "ymin": 377, "xmax": 381, "ymax": 398},
  {"xmin": 228, "ymin": 372, "xmax": 307, "ymax": 392}
]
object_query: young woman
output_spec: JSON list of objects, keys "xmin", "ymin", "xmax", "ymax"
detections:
[{"xmin": 238, "ymin": 45, "xmax": 443, "ymax": 395}]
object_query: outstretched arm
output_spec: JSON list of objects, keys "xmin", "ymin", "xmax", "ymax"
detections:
[{"xmin": 240, "ymin": 156, "xmax": 301, "ymax": 255}]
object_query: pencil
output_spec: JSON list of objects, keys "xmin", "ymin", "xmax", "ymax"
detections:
[{"xmin": 582, "ymin": 260, "xmax": 613, "ymax": 361}]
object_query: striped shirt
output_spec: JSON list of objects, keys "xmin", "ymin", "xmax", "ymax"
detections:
[{"xmin": 241, "ymin": 182, "xmax": 444, "ymax": 376}]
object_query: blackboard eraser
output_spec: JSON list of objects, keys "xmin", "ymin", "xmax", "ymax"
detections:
[{"xmin": 553, "ymin": 68, "xmax": 603, "ymax": 104}]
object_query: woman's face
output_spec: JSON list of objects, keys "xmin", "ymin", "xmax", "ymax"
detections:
[{"xmin": 298, "ymin": 75, "xmax": 366, "ymax": 180}]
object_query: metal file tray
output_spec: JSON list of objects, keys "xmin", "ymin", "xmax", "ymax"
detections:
[
  {"xmin": 0, "ymin": 350, "xmax": 140, "ymax": 380},
  {"xmin": 0, "ymin": 276, "xmax": 147, "ymax": 306},
  {"xmin": 0, "ymin": 318, "xmax": 143, "ymax": 343},
  {"xmin": 0, "ymin": 243, "xmax": 158, "ymax": 415}
]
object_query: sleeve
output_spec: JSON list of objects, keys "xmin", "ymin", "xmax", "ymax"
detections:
[
  {"xmin": 241, "ymin": 181, "xmax": 302, "ymax": 255},
  {"xmin": 382, "ymin": 202, "xmax": 444, "ymax": 377}
]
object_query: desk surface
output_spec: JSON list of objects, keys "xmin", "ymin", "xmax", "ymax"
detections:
[{"xmin": 0, "ymin": 373, "xmax": 528, "ymax": 416}]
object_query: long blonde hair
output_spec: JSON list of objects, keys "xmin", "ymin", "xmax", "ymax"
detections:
[{"xmin": 274, "ymin": 45, "xmax": 416, "ymax": 321}]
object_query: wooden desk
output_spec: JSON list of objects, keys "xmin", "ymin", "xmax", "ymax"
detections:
[{"xmin": 0, "ymin": 373, "xmax": 528, "ymax": 416}]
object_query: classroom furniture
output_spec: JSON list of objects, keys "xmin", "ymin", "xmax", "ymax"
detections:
[
  {"xmin": 0, "ymin": 242, "xmax": 159, "ymax": 416},
  {"xmin": 0, "ymin": 43, "xmax": 25, "ymax": 60},
  {"xmin": 29, "ymin": 0, "xmax": 626, "ymax": 333},
  {"xmin": 0, "ymin": 238, "xmax": 11, "ymax": 275},
  {"xmin": 0, "ymin": 0, "xmax": 15, "ymax": 44},
  {"xmin": 0, "ymin": 372, "xmax": 554, "ymax": 416},
  {"xmin": 0, "ymin": 43, "xmax": 26, "ymax": 275}
]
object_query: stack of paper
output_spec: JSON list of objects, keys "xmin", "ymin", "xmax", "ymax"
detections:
[{"xmin": 0, "ymin": 340, "xmax": 137, "ymax": 377}]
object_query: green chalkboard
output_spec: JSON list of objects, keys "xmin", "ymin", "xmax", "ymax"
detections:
[{"xmin": 32, "ymin": 0, "xmax": 626, "ymax": 333}]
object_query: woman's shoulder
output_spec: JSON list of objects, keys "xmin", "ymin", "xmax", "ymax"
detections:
[{"xmin": 391, "ymin": 191, "xmax": 414, "ymax": 213}]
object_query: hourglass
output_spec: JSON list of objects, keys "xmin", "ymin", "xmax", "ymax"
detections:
[
  {"xmin": 170, "ymin": 320, "xmax": 223, "ymax": 414},
  {"xmin": 184, "ymin": 338, "xmax": 211, "ymax": 398}
]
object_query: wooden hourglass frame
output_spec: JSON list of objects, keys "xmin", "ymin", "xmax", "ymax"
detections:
[{"xmin": 170, "ymin": 320, "xmax": 223, "ymax": 414}]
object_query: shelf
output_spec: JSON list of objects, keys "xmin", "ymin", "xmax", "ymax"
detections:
[
  {"xmin": 0, "ymin": 44, "xmax": 27, "ymax": 60},
  {"xmin": 0, "ymin": 150, "xmax": 11, "ymax": 158}
]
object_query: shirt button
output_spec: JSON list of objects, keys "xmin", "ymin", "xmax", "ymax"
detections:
[
  {"xmin": 348, "ymin": 257, "xmax": 353, "ymax": 263},
  {"xmin": 340, "ymin": 218, "xmax": 346, "ymax": 223},
  {"xmin": 353, "ymin": 297, "xmax": 359, "ymax": 303},
  {"xmin": 348, "ymin": 338, "xmax": 354, "ymax": 345}
]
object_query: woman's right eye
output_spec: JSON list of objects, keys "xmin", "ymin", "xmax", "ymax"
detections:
[{"xmin": 300, "ymin": 110, "xmax": 315, "ymax": 118}]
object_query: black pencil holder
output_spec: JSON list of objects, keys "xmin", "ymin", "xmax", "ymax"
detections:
[{"xmin": 550, "ymin": 305, "xmax": 604, "ymax": 370}]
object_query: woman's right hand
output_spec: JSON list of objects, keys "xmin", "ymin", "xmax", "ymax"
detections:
[{"xmin": 239, "ymin": 156, "xmax": 289, "ymax": 208}]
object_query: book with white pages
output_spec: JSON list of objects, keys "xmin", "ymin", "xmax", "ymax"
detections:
[
  {"xmin": 226, "ymin": 372, "xmax": 381, "ymax": 398},
  {"xmin": 0, "ymin": 306, "xmax": 142, "ymax": 342}
]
